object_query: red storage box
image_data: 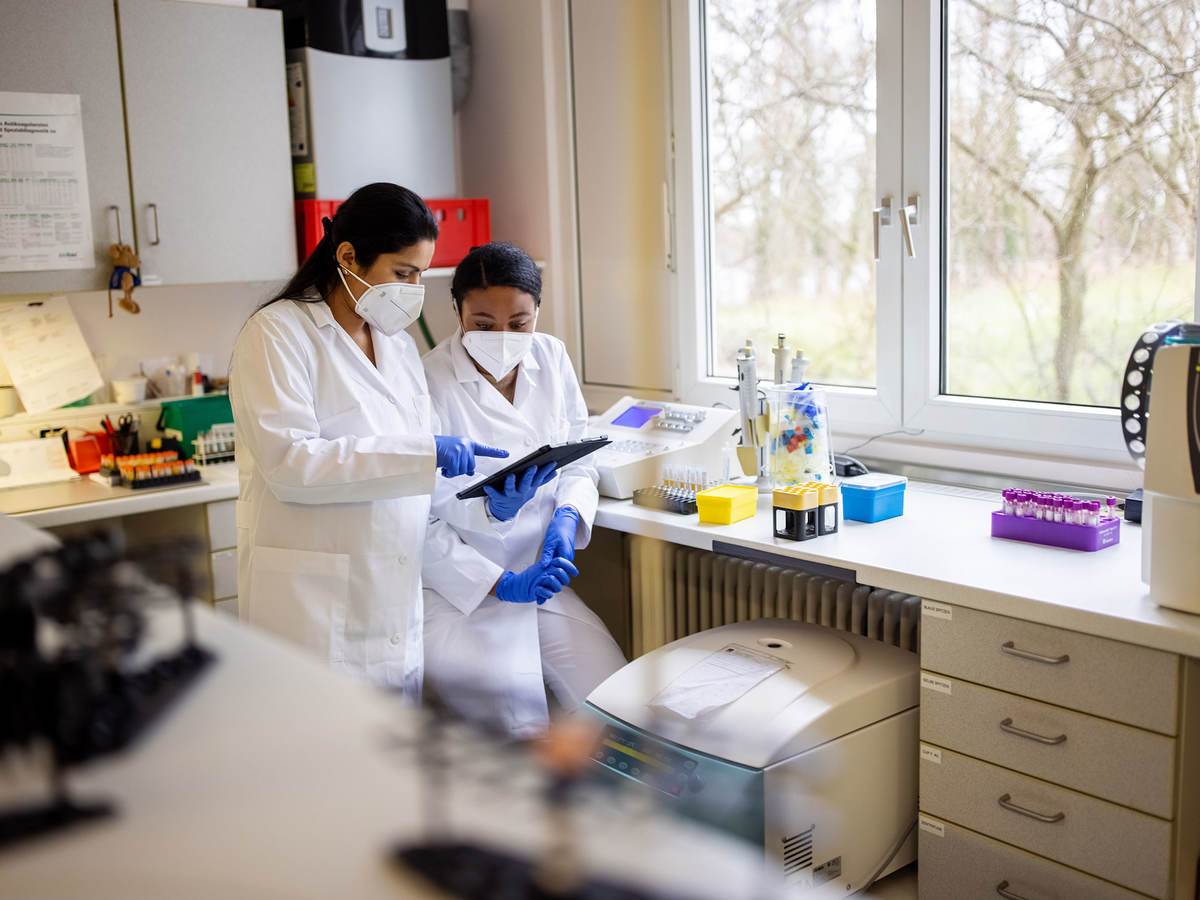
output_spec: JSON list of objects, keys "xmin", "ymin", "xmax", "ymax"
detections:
[
  {"xmin": 425, "ymin": 198, "xmax": 491, "ymax": 268},
  {"xmin": 294, "ymin": 198, "xmax": 490, "ymax": 269}
]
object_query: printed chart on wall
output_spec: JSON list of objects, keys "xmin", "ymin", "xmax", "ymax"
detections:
[
  {"xmin": 0, "ymin": 296, "xmax": 102, "ymax": 414},
  {"xmin": 0, "ymin": 92, "xmax": 94, "ymax": 273}
]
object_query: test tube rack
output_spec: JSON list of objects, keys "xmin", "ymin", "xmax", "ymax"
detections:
[
  {"xmin": 192, "ymin": 423, "xmax": 236, "ymax": 466},
  {"xmin": 632, "ymin": 465, "xmax": 718, "ymax": 516},
  {"xmin": 98, "ymin": 451, "xmax": 200, "ymax": 490},
  {"xmin": 773, "ymin": 482, "xmax": 840, "ymax": 541},
  {"xmin": 991, "ymin": 490, "xmax": 1121, "ymax": 552}
]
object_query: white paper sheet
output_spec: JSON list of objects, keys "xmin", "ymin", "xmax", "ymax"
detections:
[
  {"xmin": 0, "ymin": 296, "xmax": 103, "ymax": 413},
  {"xmin": 0, "ymin": 437, "xmax": 78, "ymax": 489},
  {"xmin": 0, "ymin": 92, "xmax": 94, "ymax": 273},
  {"xmin": 649, "ymin": 644, "xmax": 786, "ymax": 720}
]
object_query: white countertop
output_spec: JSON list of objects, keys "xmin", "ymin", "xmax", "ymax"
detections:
[
  {"xmin": 595, "ymin": 483, "xmax": 1200, "ymax": 658},
  {"xmin": 5, "ymin": 463, "xmax": 1198, "ymax": 658},
  {"xmin": 1, "ymin": 605, "xmax": 774, "ymax": 900},
  {"xmin": 1, "ymin": 462, "xmax": 239, "ymax": 527}
]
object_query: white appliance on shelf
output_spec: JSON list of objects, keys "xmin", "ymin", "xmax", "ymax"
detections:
[
  {"xmin": 583, "ymin": 619, "xmax": 919, "ymax": 896},
  {"xmin": 589, "ymin": 396, "xmax": 738, "ymax": 499},
  {"xmin": 1142, "ymin": 339, "xmax": 1200, "ymax": 613},
  {"xmin": 287, "ymin": 46, "xmax": 455, "ymax": 199}
]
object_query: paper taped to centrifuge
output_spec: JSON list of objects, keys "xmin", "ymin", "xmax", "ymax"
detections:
[{"xmin": 649, "ymin": 644, "xmax": 785, "ymax": 719}]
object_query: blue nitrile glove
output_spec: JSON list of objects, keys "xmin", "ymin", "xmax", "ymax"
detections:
[
  {"xmin": 434, "ymin": 435, "xmax": 508, "ymax": 478},
  {"xmin": 483, "ymin": 463, "xmax": 558, "ymax": 521},
  {"xmin": 541, "ymin": 506, "xmax": 581, "ymax": 563},
  {"xmin": 496, "ymin": 556, "xmax": 580, "ymax": 605}
]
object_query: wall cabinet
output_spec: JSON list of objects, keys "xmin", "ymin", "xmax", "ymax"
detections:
[{"xmin": 0, "ymin": 0, "xmax": 295, "ymax": 294}]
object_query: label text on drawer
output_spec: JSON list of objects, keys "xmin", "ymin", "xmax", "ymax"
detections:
[
  {"xmin": 920, "ymin": 744, "xmax": 943, "ymax": 764},
  {"xmin": 921, "ymin": 599, "xmax": 953, "ymax": 621},
  {"xmin": 921, "ymin": 673, "xmax": 953, "ymax": 694},
  {"xmin": 918, "ymin": 815, "xmax": 945, "ymax": 837}
]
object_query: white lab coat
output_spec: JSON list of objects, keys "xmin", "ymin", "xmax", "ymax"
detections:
[
  {"xmin": 421, "ymin": 331, "xmax": 624, "ymax": 734},
  {"xmin": 230, "ymin": 296, "xmax": 438, "ymax": 694}
]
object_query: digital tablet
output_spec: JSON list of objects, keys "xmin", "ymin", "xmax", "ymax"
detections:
[{"xmin": 455, "ymin": 436, "xmax": 612, "ymax": 500}]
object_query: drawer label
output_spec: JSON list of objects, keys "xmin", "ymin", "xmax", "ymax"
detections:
[
  {"xmin": 920, "ymin": 744, "xmax": 942, "ymax": 765},
  {"xmin": 921, "ymin": 673, "xmax": 953, "ymax": 694},
  {"xmin": 921, "ymin": 599, "xmax": 953, "ymax": 620},
  {"xmin": 919, "ymin": 815, "xmax": 945, "ymax": 838}
]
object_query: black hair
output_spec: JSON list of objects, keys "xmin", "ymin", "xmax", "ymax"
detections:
[
  {"xmin": 450, "ymin": 242, "xmax": 542, "ymax": 311},
  {"xmin": 261, "ymin": 182, "xmax": 438, "ymax": 309}
]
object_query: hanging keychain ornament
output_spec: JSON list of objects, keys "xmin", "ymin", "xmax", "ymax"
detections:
[{"xmin": 107, "ymin": 244, "xmax": 142, "ymax": 316}]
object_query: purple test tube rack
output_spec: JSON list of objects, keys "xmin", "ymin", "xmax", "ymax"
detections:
[{"xmin": 991, "ymin": 508, "xmax": 1120, "ymax": 551}]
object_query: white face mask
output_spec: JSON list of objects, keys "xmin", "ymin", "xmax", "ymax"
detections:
[
  {"xmin": 462, "ymin": 328, "xmax": 535, "ymax": 381},
  {"xmin": 338, "ymin": 265, "xmax": 424, "ymax": 336}
]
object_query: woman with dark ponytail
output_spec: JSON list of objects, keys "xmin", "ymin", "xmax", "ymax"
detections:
[{"xmin": 230, "ymin": 183, "xmax": 507, "ymax": 694}]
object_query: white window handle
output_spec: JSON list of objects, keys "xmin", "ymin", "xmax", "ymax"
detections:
[
  {"xmin": 901, "ymin": 194, "xmax": 920, "ymax": 258},
  {"xmin": 872, "ymin": 196, "xmax": 893, "ymax": 261}
]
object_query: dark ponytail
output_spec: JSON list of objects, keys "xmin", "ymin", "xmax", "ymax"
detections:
[
  {"xmin": 450, "ymin": 242, "xmax": 542, "ymax": 311},
  {"xmin": 261, "ymin": 182, "xmax": 438, "ymax": 309}
]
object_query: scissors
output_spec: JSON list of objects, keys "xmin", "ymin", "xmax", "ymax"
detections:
[{"xmin": 117, "ymin": 414, "xmax": 136, "ymax": 431}]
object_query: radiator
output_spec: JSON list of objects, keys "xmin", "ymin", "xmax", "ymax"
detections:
[{"xmin": 629, "ymin": 536, "xmax": 921, "ymax": 658}]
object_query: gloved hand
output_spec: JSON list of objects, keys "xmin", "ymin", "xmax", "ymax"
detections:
[
  {"xmin": 483, "ymin": 463, "xmax": 558, "ymax": 521},
  {"xmin": 541, "ymin": 506, "xmax": 580, "ymax": 563},
  {"xmin": 434, "ymin": 435, "xmax": 508, "ymax": 478},
  {"xmin": 496, "ymin": 556, "xmax": 579, "ymax": 605}
]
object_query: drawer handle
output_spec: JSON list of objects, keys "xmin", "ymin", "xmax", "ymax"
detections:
[
  {"xmin": 998, "ymin": 793, "xmax": 1065, "ymax": 823},
  {"xmin": 999, "ymin": 718, "xmax": 1067, "ymax": 745},
  {"xmin": 1000, "ymin": 641, "xmax": 1070, "ymax": 665},
  {"xmin": 996, "ymin": 880, "xmax": 1034, "ymax": 900}
]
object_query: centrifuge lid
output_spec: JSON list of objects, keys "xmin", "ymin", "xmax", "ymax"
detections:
[{"xmin": 586, "ymin": 619, "xmax": 918, "ymax": 769}]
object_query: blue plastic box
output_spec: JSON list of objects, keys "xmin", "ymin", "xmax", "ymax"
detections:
[{"xmin": 840, "ymin": 473, "xmax": 907, "ymax": 522}]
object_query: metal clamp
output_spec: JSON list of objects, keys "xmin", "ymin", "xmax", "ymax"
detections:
[
  {"xmin": 1000, "ymin": 641, "xmax": 1069, "ymax": 665},
  {"xmin": 108, "ymin": 205, "xmax": 123, "ymax": 244},
  {"xmin": 996, "ymin": 880, "xmax": 1034, "ymax": 900},
  {"xmin": 999, "ymin": 718, "xmax": 1067, "ymax": 745},
  {"xmin": 998, "ymin": 793, "xmax": 1065, "ymax": 823},
  {"xmin": 148, "ymin": 203, "xmax": 161, "ymax": 246}
]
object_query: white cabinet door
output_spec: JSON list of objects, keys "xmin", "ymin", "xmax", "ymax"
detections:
[
  {"xmin": 117, "ymin": 0, "xmax": 296, "ymax": 285},
  {"xmin": 0, "ymin": 0, "xmax": 134, "ymax": 294}
]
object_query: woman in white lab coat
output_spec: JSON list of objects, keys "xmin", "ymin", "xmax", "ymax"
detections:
[
  {"xmin": 231, "ymin": 183, "xmax": 506, "ymax": 695},
  {"xmin": 422, "ymin": 242, "xmax": 626, "ymax": 735}
]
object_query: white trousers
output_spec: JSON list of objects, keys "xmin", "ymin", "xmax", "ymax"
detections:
[{"xmin": 423, "ymin": 586, "xmax": 626, "ymax": 737}]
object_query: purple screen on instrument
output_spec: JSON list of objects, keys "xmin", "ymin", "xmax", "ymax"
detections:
[{"xmin": 611, "ymin": 406, "xmax": 662, "ymax": 429}]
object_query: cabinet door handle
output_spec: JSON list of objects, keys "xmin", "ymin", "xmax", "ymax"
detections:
[
  {"xmin": 998, "ymin": 793, "xmax": 1065, "ymax": 823},
  {"xmin": 999, "ymin": 717, "xmax": 1067, "ymax": 745},
  {"xmin": 108, "ymin": 205, "xmax": 123, "ymax": 244},
  {"xmin": 148, "ymin": 203, "xmax": 161, "ymax": 246},
  {"xmin": 996, "ymin": 880, "xmax": 1034, "ymax": 900},
  {"xmin": 1000, "ymin": 641, "xmax": 1069, "ymax": 665}
]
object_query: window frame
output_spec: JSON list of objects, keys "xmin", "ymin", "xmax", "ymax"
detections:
[
  {"xmin": 667, "ymin": 0, "xmax": 1200, "ymax": 487},
  {"xmin": 669, "ymin": 0, "xmax": 904, "ymax": 441}
]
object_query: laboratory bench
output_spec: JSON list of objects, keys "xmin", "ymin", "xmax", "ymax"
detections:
[
  {"xmin": 5, "ymin": 471, "xmax": 1200, "ymax": 896},
  {"xmin": 593, "ymin": 481, "xmax": 1200, "ymax": 658},
  {"xmin": 0, "ymin": 603, "xmax": 774, "ymax": 900}
]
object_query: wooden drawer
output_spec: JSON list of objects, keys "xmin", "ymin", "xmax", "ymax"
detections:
[
  {"xmin": 920, "ymin": 745, "xmax": 1171, "ymax": 897},
  {"xmin": 918, "ymin": 814, "xmax": 1147, "ymax": 900},
  {"xmin": 210, "ymin": 548, "xmax": 237, "ymax": 601},
  {"xmin": 206, "ymin": 499, "xmax": 237, "ymax": 551},
  {"xmin": 920, "ymin": 672, "xmax": 1176, "ymax": 818},
  {"xmin": 921, "ymin": 602, "xmax": 1178, "ymax": 734}
]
